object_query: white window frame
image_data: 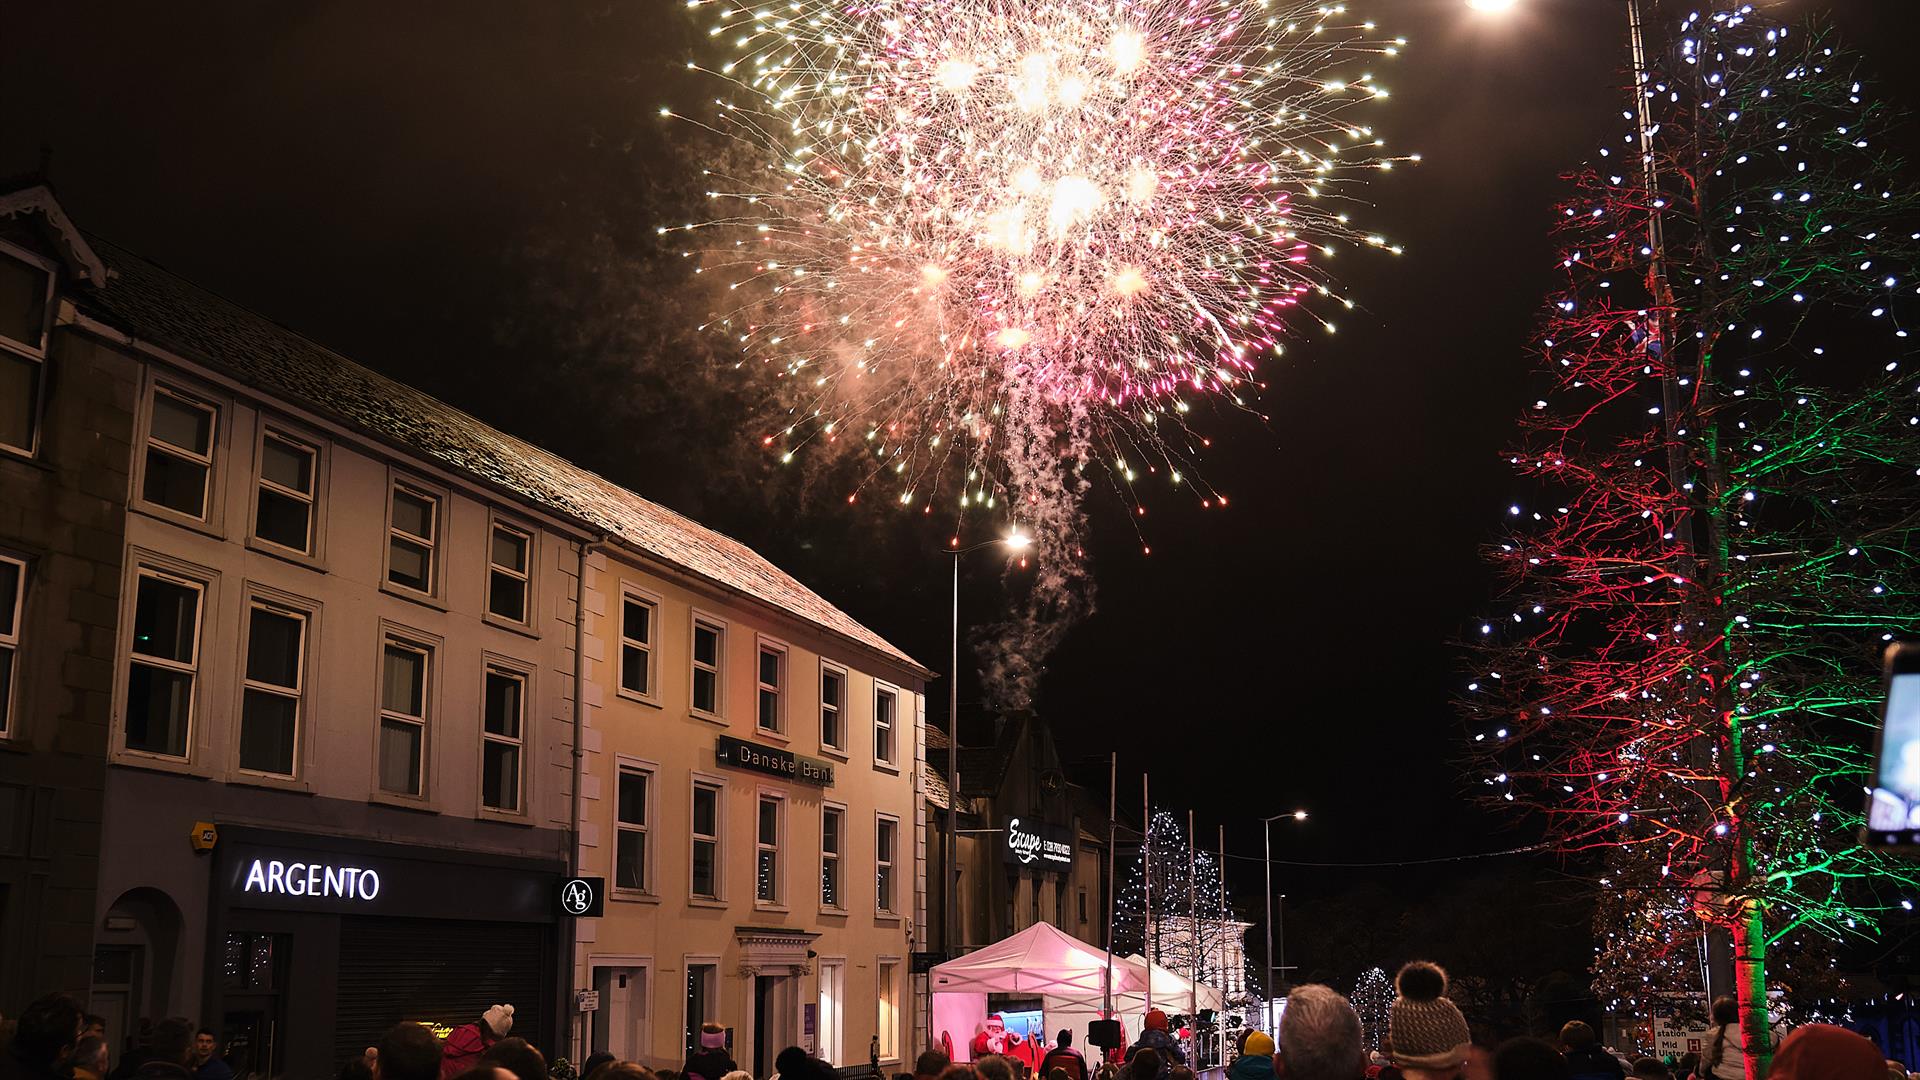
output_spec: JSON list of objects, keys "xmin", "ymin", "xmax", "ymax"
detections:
[
  {"xmin": 0, "ymin": 238, "xmax": 56, "ymax": 459},
  {"xmin": 873, "ymin": 682, "xmax": 899, "ymax": 768},
  {"xmin": 0, "ymin": 553, "xmax": 26, "ymax": 737},
  {"xmin": 485, "ymin": 516, "xmax": 535, "ymax": 627},
  {"xmin": 755, "ymin": 636, "xmax": 787, "ymax": 735},
  {"xmin": 876, "ymin": 957, "xmax": 903, "ymax": 1064},
  {"xmin": 376, "ymin": 630, "xmax": 435, "ymax": 800},
  {"xmin": 689, "ymin": 612, "xmax": 726, "ymax": 720},
  {"xmin": 819, "ymin": 660, "xmax": 847, "ymax": 757},
  {"xmin": 755, "ymin": 789, "xmax": 786, "ymax": 908},
  {"xmin": 690, "ymin": 775, "xmax": 726, "ymax": 901},
  {"xmin": 820, "ymin": 801, "xmax": 847, "ymax": 912},
  {"xmin": 139, "ymin": 383, "xmax": 220, "ymax": 524},
  {"xmin": 617, "ymin": 587, "xmax": 660, "ymax": 703},
  {"xmin": 384, "ymin": 476, "xmax": 442, "ymax": 598},
  {"xmin": 817, "ymin": 958, "xmax": 847, "ymax": 1065},
  {"xmin": 235, "ymin": 595, "xmax": 309, "ymax": 779},
  {"xmin": 251, "ymin": 426, "xmax": 320, "ymax": 557},
  {"xmin": 480, "ymin": 659, "xmax": 529, "ymax": 814},
  {"xmin": 122, "ymin": 567, "xmax": 206, "ymax": 761},
  {"xmin": 613, "ymin": 759, "xmax": 656, "ymax": 896},
  {"xmin": 875, "ymin": 812, "xmax": 900, "ymax": 915}
]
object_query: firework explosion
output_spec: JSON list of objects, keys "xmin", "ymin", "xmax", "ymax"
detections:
[{"xmin": 674, "ymin": 0, "xmax": 1404, "ymax": 535}]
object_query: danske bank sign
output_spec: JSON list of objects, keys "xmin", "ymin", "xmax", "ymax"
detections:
[{"xmin": 242, "ymin": 858, "xmax": 382, "ymax": 901}]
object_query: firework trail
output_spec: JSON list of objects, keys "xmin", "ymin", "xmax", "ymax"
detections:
[{"xmin": 671, "ymin": 0, "xmax": 1401, "ymax": 703}]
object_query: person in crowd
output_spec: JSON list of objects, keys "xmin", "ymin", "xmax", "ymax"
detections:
[
  {"xmin": 0, "ymin": 993, "xmax": 85, "ymax": 1080},
  {"xmin": 477, "ymin": 1039, "xmax": 543, "ymax": 1080},
  {"xmin": 1768, "ymin": 1025, "xmax": 1885, "ymax": 1080},
  {"xmin": 1889, "ymin": 1062, "xmax": 1910, "ymax": 1080},
  {"xmin": 1127, "ymin": 1013, "xmax": 1184, "ymax": 1078},
  {"xmin": 1226, "ymin": 1031, "xmax": 1276, "ymax": 1080},
  {"xmin": 936, "ymin": 1067, "xmax": 979, "ymax": 1080},
  {"xmin": 1554, "ymin": 1025, "xmax": 1619, "ymax": 1080},
  {"xmin": 1279, "ymin": 985, "xmax": 1366, "ymax": 1080},
  {"xmin": 440, "ymin": 1009, "xmax": 512, "ymax": 1080},
  {"xmin": 580, "ymin": 1054, "xmax": 616, "ymax": 1080},
  {"xmin": 594, "ymin": 1066, "xmax": 657, "ymax": 1080},
  {"xmin": 1672, "ymin": 1055, "xmax": 1697, "ymax": 1080},
  {"xmin": 448, "ymin": 1068, "xmax": 516, "ymax": 1080},
  {"xmin": 1049, "ymin": 1068, "xmax": 1068, "ymax": 1080},
  {"xmin": 1492, "ymin": 1039, "xmax": 1567, "ymax": 1080},
  {"xmin": 190, "ymin": 1031, "xmax": 231, "ymax": 1080},
  {"xmin": 1698, "ymin": 999, "xmax": 1740, "ymax": 1080},
  {"xmin": 1167, "ymin": 1068, "xmax": 1195, "ymax": 1080},
  {"xmin": 775, "ymin": 1046, "xmax": 836, "ymax": 1080},
  {"xmin": 1387, "ymin": 964, "xmax": 1471, "ymax": 1080},
  {"xmin": 974, "ymin": 1055, "xmax": 1016, "ymax": 1080},
  {"xmin": 1121, "ymin": 1051, "xmax": 1160, "ymax": 1080},
  {"xmin": 715, "ymin": 1070, "xmax": 750, "ymax": 1080},
  {"xmin": 338, "ymin": 1056, "xmax": 375, "ymax": 1080},
  {"xmin": 73, "ymin": 1037, "xmax": 110, "ymax": 1080},
  {"xmin": 1040, "ymin": 1033, "xmax": 1086, "ymax": 1080},
  {"xmin": 129, "ymin": 1019, "xmax": 196, "ymax": 1080},
  {"xmin": 1628, "ymin": 1060, "xmax": 1667, "ymax": 1080},
  {"xmin": 81, "ymin": 1019, "xmax": 107, "ymax": 1046},
  {"xmin": 376, "ymin": 1025, "xmax": 444, "ymax": 1080},
  {"xmin": 684, "ymin": 1024, "xmax": 736, "ymax": 1080},
  {"xmin": 657, "ymin": 1070, "xmax": 682, "ymax": 1080},
  {"xmin": 916, "ymin": 1051, "xmax": 953, "ymax": 1080}
]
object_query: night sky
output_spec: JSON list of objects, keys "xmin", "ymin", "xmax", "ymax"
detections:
[{"xmin": 7, "ymin": 0, "xmax": 1920, "ymax": 938}]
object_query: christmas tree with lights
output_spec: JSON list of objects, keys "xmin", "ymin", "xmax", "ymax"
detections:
[
  {"xmin": 1117, "ymin": 808, "xmax": 1243, "ymax": 1001},
  {"xmin": 1352, "ymin": 968, "xmax": 1391, "ymax": 1052},
  {"xmin": 1467, "ymin": 5, "xmax": 1920, "ymax": 1074}
]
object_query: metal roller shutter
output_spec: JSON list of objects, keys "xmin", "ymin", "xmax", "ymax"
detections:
[{"xmin": 335, "ymin": 916, "xmax": 550, "ymax": 1065}]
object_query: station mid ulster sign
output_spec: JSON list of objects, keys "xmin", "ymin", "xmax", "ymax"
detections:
[{"xmin": 716, "ymin": 735, "xmax": 836, "ymax": 787}]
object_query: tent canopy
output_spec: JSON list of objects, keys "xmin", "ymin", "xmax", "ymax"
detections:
[
  {"xmin": 930, "ymin": 922, "xmax": 1148, "ymax": 1002},
  {"xmin": 1115, "ymin": 954, "xmax": 1226, "ymax": 1014}
]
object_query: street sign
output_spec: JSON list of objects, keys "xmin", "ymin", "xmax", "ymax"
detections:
[
  {"xmin": 576, "ymin": 990, "xmax": 600, "ymax": 1014},
  {"xmin": 559, "ymin": 876, "xmax": 605, "ymax": 918}
]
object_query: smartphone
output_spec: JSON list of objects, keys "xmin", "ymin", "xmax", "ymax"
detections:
[{"xmin": 1865, "ymin": 643, "xmax": 1920, "ymax": 847}]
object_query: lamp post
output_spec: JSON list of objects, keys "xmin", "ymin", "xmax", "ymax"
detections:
[
  {"xmin": 1260, "ymin": 810, "xmax": 1308, "ymax": 1030},
  {"xmin": 944, "ymin": 529, "xmax": 1032, "ymax": 958}
]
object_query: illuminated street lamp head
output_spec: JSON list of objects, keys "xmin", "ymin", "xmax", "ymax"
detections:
[
  {"xmin": 1005, "ymin": 530, "xmax": 1033, "ymax": 552},
  {"xmin": 1293, "ymin": 809, "xmax": 1309, "ymax": 821},
  {"xmin": 1465, "ymin": 0, "xmax": 1519, "ymax": 11}
]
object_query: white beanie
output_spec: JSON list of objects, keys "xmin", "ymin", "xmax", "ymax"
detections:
[{"xmin": 485, "ymin": 1005, "xmax": 515, "ymax": 1036}]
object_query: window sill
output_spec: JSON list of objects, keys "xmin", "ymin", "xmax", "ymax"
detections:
[
  {"xmin": 613, "ymin": 890, "xmax": 662, "ymax": 905},
  {"xmin": 368, "ymin": 791, "xmax": 441, "ymax": 814},
  {"xmin": 483, "ymin": 612, "xmax": 541, "ymax": 641},
  {"xmin": 478, "ymin": 806, "xmax": 535, "ymax": 826},
  {"xmin": 226, "ymin": 770, "xmax": 314, "ymax": 795},
  {"xmin": 244, "ymin": 536, "xmax": 327, "ymax": 574},
  {"xmin": 0, "ymin": 447, "xmax": 53, "ymax": 473},
  {"xmin": 753, "ymin": 727, "xmax": 791, "ymax": 745},
  {"xmin": 690, "ymin": 710, "xmax": 727, "ymax": 727},
  {"xmin": 872, "ymin": 761, "xmax": 901, "ymax": 776},
  {"xmin": 817, "ymin": 906, "xmax": 848, "ymax": 919},
  {"xmin": 615, "ymin": 689, "xmax": 664, "ymax": 710},
  {"xmin": 754, "ymin": 901, "xmax": 791, "ymax": 914},
  {"xmin": 688, "ymin": 896, "xmax": 729, "ymax": 910},
  {"xmin": 111, "ymin": 748, "xmax": 206, "ymax": 778},
  {"xmin": 819, "ymin": 745, "xmax": 849, "ymax": 761},
  {"xmin": 380, "ymin": 582, "xmax": 448, "ymax": 613},
  {"xmin": 874, "ymin": 912, "xmax": 904, "ymax": 925},
  {"xmin": 132, "ymin": 503, "xmax": 227, "ymax": 543}
]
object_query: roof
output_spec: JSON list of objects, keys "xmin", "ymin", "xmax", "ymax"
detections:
[{"xmin": 73, "ymin": 235, "xmax": 923, "ymax": 673}]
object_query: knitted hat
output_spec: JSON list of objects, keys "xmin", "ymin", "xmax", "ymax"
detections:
[
  {"xmin": 1144, "ymin": 1010, "xmax": 1170, "ymax": 1032},
  {"xmin": 484, "ymin": 1004, "xmax": 515, "ymax": 1037},
  {"xmin": 1243, "ymin": 1032, "xmax": 1276, "ymax": 1059},
  {"xmin": 1388, "ymin": 963, "xmax": 1469, "ymax": 1070}
]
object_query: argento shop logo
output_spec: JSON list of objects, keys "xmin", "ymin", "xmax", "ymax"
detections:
[
  {"xmin": 242, "ymin": 858, "xmax": 382, "ymax": 901},
  {"xmin": 1006, "ymin": 818, "xmax": 1072, "ymax": 868}
]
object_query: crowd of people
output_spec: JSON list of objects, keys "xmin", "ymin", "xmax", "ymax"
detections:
[{"xmin": 0, "ymin": 964, "xmax": 1908, "ymax": 1080}]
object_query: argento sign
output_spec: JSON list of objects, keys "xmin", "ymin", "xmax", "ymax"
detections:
[
  {"xmin": 716, "ymin": 735, "xmax": 836, "ymax": 786},
  {"xmin": 241, "ymin": 858, "xmax": 382, "ymax": 901},
  {"xmin": 1003, "ymin": 816, "xmax": 1074, "ymax": 872}
]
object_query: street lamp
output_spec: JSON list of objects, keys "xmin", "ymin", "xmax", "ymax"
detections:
[
  {"xmin": 1260, "ymin": 810, "xmax": 1308, "ymax": 1030},
  {"xmin": 944, "ymin": 529, "xmax": 1033, "ymax": 957}
]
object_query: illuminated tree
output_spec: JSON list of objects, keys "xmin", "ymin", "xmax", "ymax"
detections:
[
  {"xmin": 1352, "ymin": 968, "xmax": 1392, "ymax": 1052},
  {"xmin": 1117, "ymin": 809, "xmax": 1242, "ymax": 1001},
  {"xmin": 1466, "ymin": 5, "xmax": 1920, "ymax": 1075}
]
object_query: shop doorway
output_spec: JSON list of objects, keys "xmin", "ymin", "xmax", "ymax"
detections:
[
  {"xmin": 591, "ymin": 966, "xmax": 650, "ymax": 1064},
  {"xmin": 751, "ymin": 975, "xmax": 796, "ymax": 1080},
  {"xmin": 90, "ymin": 946, "xmax": 143, "ymax": 1058}
]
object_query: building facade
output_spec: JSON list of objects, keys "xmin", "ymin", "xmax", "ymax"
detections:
[
  {"xmin": 0, "ymin": 184, "xmax": 926, "ymax": 1076},
  {"xmin": 570, "ymin": 548, "xmax": 928, "ymax": 1075}
]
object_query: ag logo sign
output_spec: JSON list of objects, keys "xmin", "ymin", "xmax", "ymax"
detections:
[{"xmin": 558, "ymin": 876, "xmax": 604, "ymax": 918}]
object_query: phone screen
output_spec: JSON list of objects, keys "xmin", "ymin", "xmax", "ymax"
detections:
[{"xmin": 1866, "ymin": 651, "xmax": 1920, "ymax": 844}]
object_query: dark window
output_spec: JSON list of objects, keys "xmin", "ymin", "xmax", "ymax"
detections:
[
  {"xmin": 239, "ymin": 605, "xmax": 303, "ymax": 775},
  {"xmin": 487, "ymin": 525, "xmax": 530, "ymax": 622},
  {"xmin": 616, "ymin": 768, "xmax": 650, "ymax": 891},
  {"xmin": 143, "ymin": 390, "xmax": 216, "ymax": 518},
  {"xmin": 255, "ymin": 433, "xmax": 316, "ymax": 553},
  {"xmin": 692, "ymin": 782, "xmax": 720, "ymax": 898},
  {"xmin": 386, "ymin": 485, "xmax": 437, "ymax": 592},
  {"xmin": 482, "ymin": 668, "xmax": 523, "ymax": 811},
  {"xmin": 692, "ymin": 620, "xmax": 721, "ymax": 714},
  {"xmin": 620, "ymin": 597, "xmax": 653, "ymax": 695},
  {"xmin": 0, "ymin": 556, "xmax": 21, "ymax": 736},
  {"xmin": 126, "ymin": 573, "xmax": 201, "ymax": 757}
]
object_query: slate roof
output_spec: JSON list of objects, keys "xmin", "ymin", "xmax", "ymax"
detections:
[{"xmin": 75, "ymin": 236, "xmax": 923, "ymax": 672}]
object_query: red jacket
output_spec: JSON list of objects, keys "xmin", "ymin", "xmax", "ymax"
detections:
[{"xmin": 440, "ymin": 1024, "xmax": 495, "ymax": 1080}]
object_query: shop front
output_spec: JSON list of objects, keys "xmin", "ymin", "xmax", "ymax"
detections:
[{"xmin": 207, "ymin": 827, "xmax": 567, "ymax": 1073}]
